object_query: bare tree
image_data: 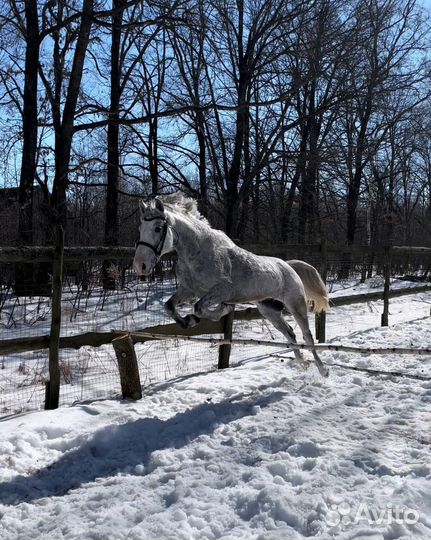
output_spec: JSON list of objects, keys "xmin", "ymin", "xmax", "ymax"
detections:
[
  {"xmin": 102, "ymin": 0, "xmax": 127, "ymax": 289},
  {"xmin": 342, "ymin": 0, "xmax": 428, "ymax": 246}
]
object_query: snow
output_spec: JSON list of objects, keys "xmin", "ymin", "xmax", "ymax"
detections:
[{"xmin": 1, "ymin": 313, "xmax": 430, "ymax": 539}]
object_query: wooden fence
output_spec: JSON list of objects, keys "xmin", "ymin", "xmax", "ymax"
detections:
[{"xmin": 1, "ymin": 240, "xmax": 430, "ymax": 408}]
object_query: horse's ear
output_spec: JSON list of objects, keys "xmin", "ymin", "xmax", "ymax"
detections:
[
  {"xmin": 154, "ymin": 198, "xmax": 164, "ymax": 214},
  {"xmin": 139, "ymin": 200, "xmax": 147, "ymax": 218}
]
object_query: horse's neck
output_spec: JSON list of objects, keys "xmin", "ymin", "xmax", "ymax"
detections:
[
  {"xmin": 169, "ymin": 210, "xmax": 234, "ymax": 260},
  {"xmin": 169, "ymin": 212, "xmax": 204, "ymax": 256}
]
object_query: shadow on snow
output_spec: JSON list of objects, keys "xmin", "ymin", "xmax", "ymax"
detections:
[{"xmin": 0, "ymin": 390, "xmax": 285, "ymax": 506}]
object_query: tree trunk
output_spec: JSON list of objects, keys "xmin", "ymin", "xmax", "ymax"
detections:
[
  {"xmin": 15, "ymin": 0, "xmax": 42, "ymax": 296},
  {"xmin": 18, "ymin": 0, "xmax": 39, "ymax": 247},
  {"xmin": 346, "ymin": 88, "xmax": 373, "ymax": 247},
  {"xmin": 298, "ymin": 80, "xmax": 319, "ymax": 243},
  {"xmin": 50, "ymin": 0, "xmax": 94, "ymax": 229},
  {"xmin": 103, "ymin": 0, "xmax": 125, "ymax": 290},
  {"xmin": 224, "ymin": 1, "xmax": 249, "ymax": 238},
  {"xmin": 225, "ymin": 81, "xmax": 248, "ymax": 238},
  {"xmin": 148, "ymin": 117, "xmax": 158, "ymax": 196},
  {"xmin": 196, "ymin": 110, "xmax": 208, "ymax": 215},
  {"xmin": 282, "ymin": 128, "xmax": 308, "ymax": 242}
]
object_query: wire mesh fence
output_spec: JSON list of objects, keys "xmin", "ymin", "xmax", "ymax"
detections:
[
  {"xmin": 0, "ymin": 257, "xmax": 175, "ymax": 414},
  {"xmin": 0, "ymin": 349, "xmax": 48, "ymax": 416},
  {"xmin": 1, "ymin": 244, "xmax": 430, "ymax": 416}
]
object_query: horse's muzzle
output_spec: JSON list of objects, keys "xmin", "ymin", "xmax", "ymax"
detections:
[{"xmin": 133, "ymin": 257, "xmax": 152, "ymax": 277}]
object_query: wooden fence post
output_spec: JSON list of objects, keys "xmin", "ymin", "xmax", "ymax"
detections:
[
  {"xmin": 218, "ymin": 308, "xmax": 235, "ymax": 369},
  {"xmin": 45, "ymin": 226, "xmax": 64, "ymax": 410},
  {"xmin": 112, "ymin": 333, "xmax": 142, "ymax": 399},
  {"xmin": 315, "ymin": 239, "xmax": 327, "ymax": 343},
  {"xmin": 381, "ymin": 246, "xmax": 392, "ymax": 327}
]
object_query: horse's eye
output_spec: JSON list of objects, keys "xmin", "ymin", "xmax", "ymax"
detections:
[{"xmin": 155, "ymin": 226, "xmax": 162, "ymax": 233}]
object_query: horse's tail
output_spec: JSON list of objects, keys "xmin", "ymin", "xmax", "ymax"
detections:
[{"xmin": 287, "ymin": 259, "xmax": 329, "ymax": 313}]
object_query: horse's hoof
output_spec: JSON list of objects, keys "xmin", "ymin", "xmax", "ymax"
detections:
[
  {"xmin": 183, "ymin": 314, "xmax": 201, "ymax": 328},
  {"xmin": 297, "ymin": 359, "xmax": 311, "ymax": 371},
  {"xmin": 224, "ymin": 303, "xmax": 234, "ymax": 313},
  {"xmin": 176, "ymin": 319, "xmax": 188, "ymax": 329},
  {"xmin": 319, "ymin": 366, "xmax": 329, "ymax": 377}
]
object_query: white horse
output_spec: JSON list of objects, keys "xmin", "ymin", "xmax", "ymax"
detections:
[{"xmin": 133, "ymin": 193, "xmax": 329, "ymax": 376}]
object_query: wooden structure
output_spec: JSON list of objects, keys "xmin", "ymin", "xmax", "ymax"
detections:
[
  {"xmin": 45, "ymin": 227, "xmax": 64, "ymax": 410},
  {"xmin": 0, "ymin": 243, "xmax": 430, "ymax": 408},
  {"xmin": 112, "ymin": 334, "xmax": 142, "ymax": 400}
]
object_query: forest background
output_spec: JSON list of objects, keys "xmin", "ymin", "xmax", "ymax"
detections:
[{"xmin": 1, "ymin": 0, "xmax": 431, "ymax": 258}]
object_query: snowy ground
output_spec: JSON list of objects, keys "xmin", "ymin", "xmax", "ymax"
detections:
[{"xmin": 0, "ymin": 313, "xmax": 430, "ymax": 539}]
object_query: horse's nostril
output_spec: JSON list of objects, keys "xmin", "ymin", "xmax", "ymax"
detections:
[{"xmin": 141, "ymin": 263, "xmax": 146, "ymax": 272}]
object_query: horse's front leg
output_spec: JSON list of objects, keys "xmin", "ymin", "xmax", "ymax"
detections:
[{"xmin": 165, "ymin": 289, "xmax": 200, "ymax": 329}]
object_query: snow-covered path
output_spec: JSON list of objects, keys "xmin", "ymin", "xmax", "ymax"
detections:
[{"xmin": 0, "ymin": 319, "xmax": 430, "ymax": 540}]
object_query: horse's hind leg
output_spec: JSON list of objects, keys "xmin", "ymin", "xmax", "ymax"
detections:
[
  {"xmin": 286, "ymin": 298, "xmax": 329, "ymax": 377},
  {"xmin": 256, "ymin": 300, "xmax": 309, "ymax": 371}
]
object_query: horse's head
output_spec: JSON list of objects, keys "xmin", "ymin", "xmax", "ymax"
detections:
[{"xmin": 133, "ymin": 198, "xmax": 173, "ymax": 276}]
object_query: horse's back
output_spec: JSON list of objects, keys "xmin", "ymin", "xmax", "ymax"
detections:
[{"xmin": 227, "ymin": 247, "xmax": 305, "ymax": 303}]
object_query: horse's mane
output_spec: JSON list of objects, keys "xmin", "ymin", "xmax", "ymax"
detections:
[{"xmin": 160, "ymin": 192, "xmax": 208, "ymax": 223}]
